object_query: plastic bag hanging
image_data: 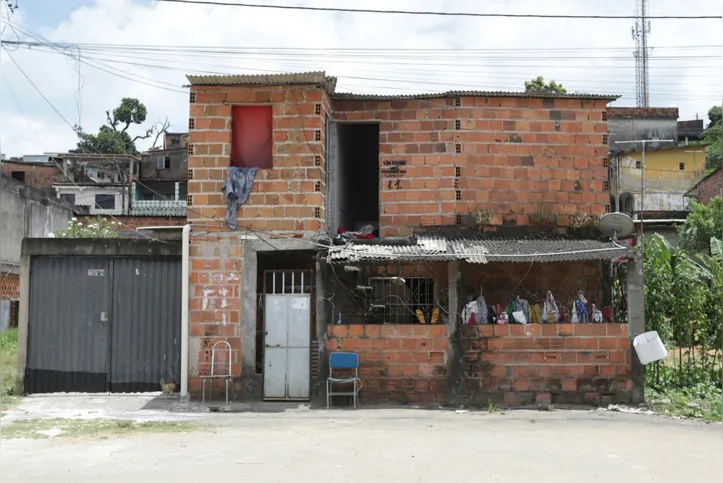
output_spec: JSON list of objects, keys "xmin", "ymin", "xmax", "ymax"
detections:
[
  {"xmin": 574, "ymin": 291, "xmax": 589, "ymax": 324},
  {"xmin": 542, "ymin": 291, "xmax": 559, "ymax": 324},
  {"xmin": 475, "ymin": 287, "xmax": 488, "ymax": 325}
]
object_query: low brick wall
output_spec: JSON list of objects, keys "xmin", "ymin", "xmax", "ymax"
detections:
[
  {"xmin": 326, "ymin": 324, "xmax": 449, "ymax": 404},
  {"xmin": 458, "ymin": 324, "xmax": 631, "ymax": 406}
]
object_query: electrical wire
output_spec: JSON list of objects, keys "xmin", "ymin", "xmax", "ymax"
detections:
[{"xmin": 156, "ymin": 0, "xmax": 723, "ymax": 20}]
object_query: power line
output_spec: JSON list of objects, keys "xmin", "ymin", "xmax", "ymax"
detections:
[{"xmin": 155, "ymin": 0, "xmax": 722, "ymax": 20}]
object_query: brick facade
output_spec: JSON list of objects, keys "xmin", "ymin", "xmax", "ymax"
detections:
[
  {"xmin": 458, "ymin": 323, "xmax": 631, "ymax": 406},
  {"xmin": 0, "ymin": 162, "xmax": 58, "ymax": 187},
  {"xmin": 327, "ymin": 324, "xmax": 449, "ymax": 404},
  {"xmin": 698, "ymin": 168, "xmax": 722, "ymax": 205},
  {"xmin": 0, "ymin": 273, "xmax": 20, "ymax": 300},
  {"xmin": 334, "ymin": 97, "xmax": 609, "ymax": 236},
  {"xmin": 184, "ymin": 74, "xmax": 624, "ymax": 404}
]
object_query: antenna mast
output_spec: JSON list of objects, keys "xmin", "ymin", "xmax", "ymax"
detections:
[{"xmin": 632, "ymin": 0, "xmax": 651, "ymax": 108}]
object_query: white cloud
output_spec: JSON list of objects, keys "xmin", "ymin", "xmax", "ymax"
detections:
[{"xmin": 0, "ymin": 0, "xmax": 720, "ymax": 157}]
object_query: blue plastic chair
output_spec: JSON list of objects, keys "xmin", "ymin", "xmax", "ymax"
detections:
[{"xmin": 327, "ymin": 352, "xmax": 360, "ymax": 409}]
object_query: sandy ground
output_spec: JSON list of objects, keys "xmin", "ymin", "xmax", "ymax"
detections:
[{"xmin": 1, "ymin": 395, "xmax": 721, "ymax": 483}]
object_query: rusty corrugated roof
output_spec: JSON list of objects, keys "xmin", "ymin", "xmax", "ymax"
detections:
[{"xmin": 327, "ymin": 235, "xmax": 629, "ymax": 264}]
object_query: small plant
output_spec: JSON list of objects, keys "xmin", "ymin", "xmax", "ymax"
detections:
[
  {"xmin": 571, "ymin": 211, "xmax": 599, "ymax": 229},
  {"xmin": 54, "ymin": 217, "xmax": 120, "ymax": 239},
  {"xmin": 487, "ymin": 398, "xmax": 497, "ymax": 413},
  {"xmin": 470, "ymin": 209, "xmax": 496, "ymax": 231},
  {"xmin": 528, "ymin": 207, "xmax": 557, "ymax": 227}
]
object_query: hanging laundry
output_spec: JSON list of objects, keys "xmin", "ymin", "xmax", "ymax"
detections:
[
  {"xmin": 542, "ymin": 291, "xmax": 559, "ymax": 324},
  {"xmin": 462, "ymin": 300, "xmax": 480, "ymax": 325},
  {"xmin": 602, "ymin": 305, "xmax": 614, "ymax": 322},
  {"xmin": 221, "ymin": 167, "xmax": 259, "ymax": 230},
  {"xmin": 516, "ymin": 296, "xmax": 531, "ymax": 323},
  {"xmin": 475, "ymin": 287, "xmax": 488, "ymax": 325},
  {"xmin": 574, "ymin": 291, "xmax": 589, "ymax": 324},
  {"xmin": 591, "ymin": 303, "xmax": 603, "ymax": 323},
  {"xmin": 530, "ymin": 304, "xmax": 542, "ymax": 324}
]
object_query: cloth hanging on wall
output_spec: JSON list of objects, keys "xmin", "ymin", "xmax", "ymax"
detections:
[{"xmin": 221, "ymin": 167, "xmax": 258, "ymax": 230}]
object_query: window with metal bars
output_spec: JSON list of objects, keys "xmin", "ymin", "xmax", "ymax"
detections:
[{"xmin": 369, "ymin": 277, "xmax": 435, "ymax": 324}]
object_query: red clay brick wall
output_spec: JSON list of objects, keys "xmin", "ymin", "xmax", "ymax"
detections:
[
  {"xmin": 188, "ymin": 85, "xmax": 328, "ymax": 233},
  {"xmin": 698, "ymin": 168, "xmax": 722, "ymax": 205},
  {"xmin": 461, "ymin": 261, "xmax": 603, "ymax": 318},
  {"xmin": 0, "ymin": 273, "xmax": 20, "ymax": 300},
  {"xmin": 0, "ymin": 163, "xmax": 58, "ymax": 187},
  {"xmin": 187, "ymin": 233, "xmax": 245, "ymax": 395},
  {"xmin": 326, "ymin": 324, "xmax": 449, "ymax": 404},
  {"xmin": 459, "ymin": 323, "xmax": 631, "ymax": 406},
  {"xmin": 333, "ymin": 97, "xmax": 610, "ymax": 237}
]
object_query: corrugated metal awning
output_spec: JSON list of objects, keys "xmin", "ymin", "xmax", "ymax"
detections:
[{"xmin": 327, "ymin": 235, "xmax": 630, "ymax": 264}]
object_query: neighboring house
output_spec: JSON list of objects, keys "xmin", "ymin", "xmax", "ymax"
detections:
[
  {"xmin": 610, "ymin": 145, "xmax": 706, "ymax": 215},
  {"xmin": 677, "ymin": 119, "xmax": 705, "ymax": 145},
  {"xmin": 0, "ymin": 174, "xmax": 72, "ymax": 330},
  {"xmin": 607, "ymin": 107, "xmax": 679, "ymax": 149},
  {"xmin": 0, "ymin": 157, "xmax": 59, "ymax": 188},
  {"xmin": 51, "ymin": 153, "xmax": 138, "ymax": 215},
  {"xmin": 182, "ymin": 72, "xmax": 639, "ymax": 407},
  {"xmin": 686, "ymin": 167, "xmax": 722, "ymax": 205},
  {"xmin": 133, "ymin": 132, "xmax": 188, "ymax": 217}
]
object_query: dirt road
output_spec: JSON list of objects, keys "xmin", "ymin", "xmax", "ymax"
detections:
[{"xmin": 2, "ymin": 405, "xmax": 720, "ymax": 483}]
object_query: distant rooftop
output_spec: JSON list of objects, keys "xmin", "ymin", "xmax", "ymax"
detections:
[{"xmin": 607, "ymin": 107, "xmax": 679, "ymax": 119}]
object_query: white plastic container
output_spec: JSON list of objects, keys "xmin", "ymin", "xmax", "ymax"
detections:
[{"xmin": 633, "ymin": 331, "xmax": 667, "ymax": 365}]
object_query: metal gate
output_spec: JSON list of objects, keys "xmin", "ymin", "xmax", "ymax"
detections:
[
  {"xmin": 263, "ymin": 270, "xmax": 311, "ymax": 400},
  {"xmin": 25, "ymin": 256, "xmax": 181, "ymax": 394}
]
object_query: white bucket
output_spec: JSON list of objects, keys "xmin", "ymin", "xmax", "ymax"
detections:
[{"xmin": 633, "ymin": 331, "xmax": 667, "ymax": 365}]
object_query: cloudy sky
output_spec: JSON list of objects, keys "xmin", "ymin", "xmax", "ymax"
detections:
[{"xmin": 0, "ymin": 0, "xmax": 720, "ymax": 156}]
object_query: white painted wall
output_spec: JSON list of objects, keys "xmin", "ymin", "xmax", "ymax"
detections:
[{"xmin": 54, "ymin": 185, "xmax": 128, "ymax": 215}]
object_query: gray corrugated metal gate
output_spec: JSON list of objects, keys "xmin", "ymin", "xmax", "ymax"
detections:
[{"xmin": 25, "ymin": 256, "xmax": 181, "ymax": 393}]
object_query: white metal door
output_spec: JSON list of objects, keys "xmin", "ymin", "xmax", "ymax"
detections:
[{"xmin": 263, "ymin": 271, "xmax": 311, "ymax": 400}]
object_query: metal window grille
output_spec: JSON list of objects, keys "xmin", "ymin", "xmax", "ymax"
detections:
[
  {"xmin": 264, "ymin": 270, "xmax": 313, "ymax": 295},
  {"xmin": 369, "ymin": 277, "xmax": 434, "ymax": 324}
]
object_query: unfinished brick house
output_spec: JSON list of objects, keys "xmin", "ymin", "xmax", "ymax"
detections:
[{"xmin": 186, "ymin": 71, "xmax": 640, "ymax": 407}]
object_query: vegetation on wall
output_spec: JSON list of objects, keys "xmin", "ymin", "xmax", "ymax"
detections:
[
  {"xmin": 54, "ymin": 217, "xmax": 120, "ymax": 238},
  {"xmin": 702, "ymin": 106, "xmax": 722, "ymax": 171}
]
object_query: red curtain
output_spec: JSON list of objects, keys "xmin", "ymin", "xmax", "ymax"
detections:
[{"xmin": 231, "ymin": 105, "xmax": 273, "ymax": 169}]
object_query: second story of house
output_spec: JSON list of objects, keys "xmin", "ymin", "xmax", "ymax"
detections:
[
  {"xmin": 607, "ymin": 107, "xmax": 679, "ymax": 149},
  {"xmin": 187, "ymin": 71, "xmax": 616, "ymax": 238},
  {"xmin": 139, "ymin": 132, "xmax": 189, "ymax": 181}
]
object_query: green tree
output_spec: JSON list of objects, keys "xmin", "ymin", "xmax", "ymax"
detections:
[
  {"xmin": 75, "ymin": 98, "xmax": 169, "ymax": 155},
  {"xmin": 702, "ymin": 106, "xmax": 722, "ymax": 170},
  {"xmin": 524, "ymin": 76, "xmax": 567, "ymax": 94},
  {"xmin": 679, "ymin": 197, "xmax": 723, "ymax": 254}
]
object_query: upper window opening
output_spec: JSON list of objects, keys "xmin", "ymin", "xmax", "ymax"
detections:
[
  {"xmin": 11, "ymin": 171, "xmax": 25, "ymax": 182},
  {"xmin": 94, "ymin": 194, "xmax": 115, "ymax": 210},
  {"xmin": 231, "ymin": 105, "xmax": 273, "ymax": 169},
  {"xmin": 651, "ymin": 128, "xmax": 660, "ymax": 139}
]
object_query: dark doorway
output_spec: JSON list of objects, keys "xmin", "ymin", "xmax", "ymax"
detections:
[{"xmin": 335, "ymin": 123, "xmax": 380, "ymax": 232}]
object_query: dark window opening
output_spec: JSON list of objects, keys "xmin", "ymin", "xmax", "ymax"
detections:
[
  {"xmin": 157, "ymin": 155, "xmax": 171, "ymax": 170},
  {"xmin": 94, "ymin": 194, "xmax": 115, "ymax": 210},
  {"xmin": 59, "ymin": 193, "xmax": 76, "ymax": 205},
  {"xmin": 255, "ymin": 252, "xmax": 316, "ymax": 374},
  {"xmin": 635, "ymin": 161, "xmax": 642, "ymax": 169},
  {"xmin": 679, "ymin": 162, "xmax": 685, "ymax": 170},
  {"xmin": 171, "ymin": 138, "xmax": 180, "ymax": 148},
  {"xmin": 369, "ymin": 277, "xmax": 434, "ymax": 324},
  {"xmin": 11, "ymin": 171, "xmax": 25, "ymax": 182},
  {"xmin": 231, "ymin": 105, "xmax": 273, "ymax": 169},
  {"xmin": 335, "ymin": 123, "xmax": 380, "ymax": 232}
]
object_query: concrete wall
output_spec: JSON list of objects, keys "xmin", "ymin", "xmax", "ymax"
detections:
[
  {"xmin": 0, "ymin": 176, "xmax": 72, "ymax": 278},
  {"xmin": 612, "ymin": 147, "xmax": 703, "ymax": 212},
  {"xmin": 140, "ymin": 148, "xmax": 188, "ymax": 180},
  {"xmin": 53, "ymin": 185, "xmax": 128, "ymax": 215}
]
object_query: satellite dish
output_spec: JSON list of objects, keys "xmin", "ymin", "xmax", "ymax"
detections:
[{"xmin": 599, "ymin": 212, "xmax": 634, "ymax": 239}]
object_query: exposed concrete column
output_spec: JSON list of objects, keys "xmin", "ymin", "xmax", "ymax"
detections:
[
  {"xmin": 626, "ymin": 252, "xmax": 645, "ymax": 404},
  {"xmin": 15, "ymin": 252, "xmax": 30, "ymax": 395},
  {"xmin": 447, "ymin": 261, "xmax": 460, "ymax": 335},
  {"xmin": 312, "ymin": 253, "xmax": 329, "ymax": 406},
  {"xmin": 239, "ymin": 241, "xmax": 261, "ymax": 400}
]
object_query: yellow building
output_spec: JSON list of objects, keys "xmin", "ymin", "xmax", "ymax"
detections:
[{"xmin": 611, "ymin": 145, "xmax": 706, "ymax": 214}]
